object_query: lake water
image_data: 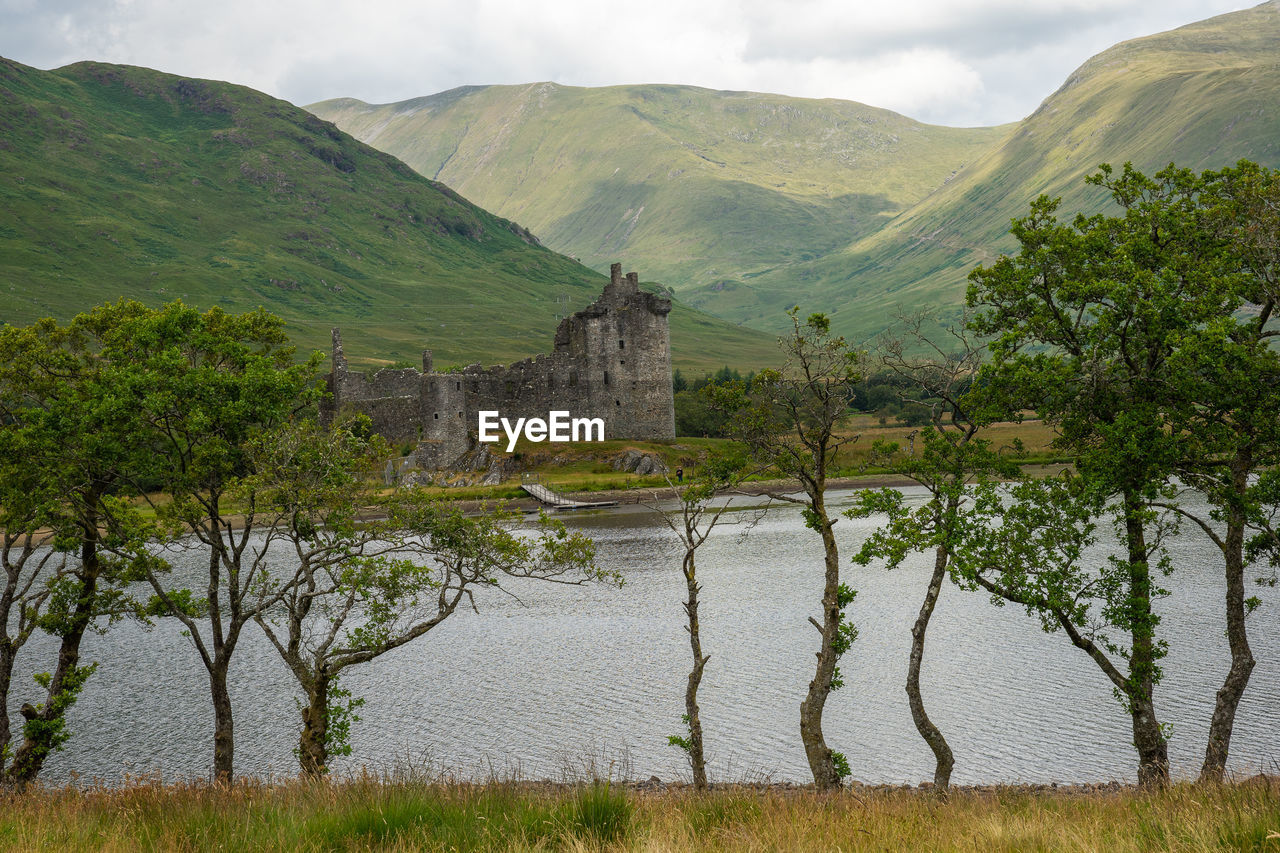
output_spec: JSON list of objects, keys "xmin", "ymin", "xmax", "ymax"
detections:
[{"xmin": 12, "ymin": 487, "xmax": 1280, "ymax": 786}]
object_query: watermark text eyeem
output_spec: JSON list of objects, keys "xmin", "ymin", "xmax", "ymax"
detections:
[{"xmin": 478, "ymin": 410, "xmax": 605, "ymax": 452}]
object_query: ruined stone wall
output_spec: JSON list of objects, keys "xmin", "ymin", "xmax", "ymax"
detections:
[{"xmin": 323, "ymin": 263, "xmax": 675, "ymax": 467}]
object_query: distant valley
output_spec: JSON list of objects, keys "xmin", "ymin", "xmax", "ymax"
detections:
[{"xmin": 311, "ymin": 1, "xmax": 1280, "ymax": 345}]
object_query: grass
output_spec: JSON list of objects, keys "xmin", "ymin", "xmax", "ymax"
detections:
[
  {"xmin": 0, "ymin": 58, "xmax": 779, "ymax": 373},
  {"xmin": 0, "ymin": 777, "xmax": 1275, "ymax": 851},
  {"xmin": 400, "ymin": 416, "xmax": 1064, "ymax": 501}
]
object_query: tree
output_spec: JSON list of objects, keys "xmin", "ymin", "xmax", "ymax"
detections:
[
  {"xmin": 966, "ymin": 163, "xmax": 1244, "ymax": 787},
  {"xmin": 0, "ymin": 435, "xmax": 65, "ymax": 778},
  {"xmin": 111, "ymin": 302, "xmax": 323, "ymax": 782},
  {"xmin": 674, "ymin": 388, "xmax": 731, "ymax": 437},
  {"xmin": 246, "ymin": 417, "xmax": 612, "ymax": 776},
  {"xmin": 0, "ymin": 306, "xmax": 148, "ymax": 786},
  {"xmin": 711, "ymin": 309, "xmax": 863, "ymax": 790},
  {"xmin": 848, "ymin": 318, "xmax": 1016, "ymax": 796},
  {"xmin": 1161, "ymin": 160, "xmax": 1280, "ymax": 783},
  {"xmin": 650, "ymin": 451, "xmax": 759, "ymax": 790}
]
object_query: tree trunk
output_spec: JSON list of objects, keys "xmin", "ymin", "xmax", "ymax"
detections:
[
  {"xmin": 210, "ymin": 663, "xmax": 235, "ymax": 783},
  {"xmin": 908, "ymin": 545, "xmax": 955, "ymax": 795},
  {"xmin": 800, "ymin": 493, "xmax": 843, "ymax": 791},
  {"xmin": 0, "ymin": 640, "xmax": 12, "ymax": 763},
  {"xmin": 682, "ymin": 551, "xmax": 709, "ymax": 790},
  {"xmin": 1200, "ymin": 459, "xmax": 1256, "ymax": 784},
  {"xmin": 298, "ymin": 673, "xmax": 330, "ymax": 778},
  {"xmin": 1123, "ymin": 495, "xmax": 1169, "ymax": 789},
  {"xmin": 5, "ymin": 527, "xmax": 100, "ymax": 787},
  {"xmin": 1132, "ymin": 696, "xmax": 1170, "ymax": 788}
]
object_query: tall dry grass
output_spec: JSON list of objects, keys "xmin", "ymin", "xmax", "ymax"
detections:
[{"xmin": 0, "ymin": 776, "xmax": 1276, "ymax": 852}]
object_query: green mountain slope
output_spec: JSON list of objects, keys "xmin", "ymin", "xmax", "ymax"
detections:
[
  {"xmin": 312, "ymin": 2, "xmax": 1280, "ymax": 346},
  {"xmin": 706, "ymin": 0, "xmax": 1280, "ymax": 341},
  {"xmin": 309, "ymin": 84, "xmax": 1006, "ymax": 300},
  {"xmin": 0, "ymin": 59, "xmax": 777, "ymax": 372}
]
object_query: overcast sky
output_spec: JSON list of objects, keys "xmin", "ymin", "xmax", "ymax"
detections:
[{"xmin": 0, "ymin": 0, "xmax": 1261, "ymax": 126}]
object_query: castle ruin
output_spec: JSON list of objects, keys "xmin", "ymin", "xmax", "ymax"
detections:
[{"xmin": 325, "ymin": 263, "xmax": 676, "ymax": 468}]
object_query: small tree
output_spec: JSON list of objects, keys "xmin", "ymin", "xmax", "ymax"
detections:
[
  {"xmin": 711, "ymin": 309, "xmax": 863, "ymax": 790},
  {"xmin": 1165, "ymin": 160, "xmax": 1280, "ymax": 783},
  {"xmin": 650, "ymin": 451, "xmax": 759, "ymax": 790},
  {"xmin": 247, "ymin": 418, "xmax": 612, "ymax": 776},
  {"xmin": 0, "ymin": 444, "xmax": 65, "ymax": 776},
  {"xmin": 113, "ymin": 303, "xmax": 323, "ymax": 782},
  {"xmin": 0, "ymin": 307, "xmax": 148, "ymax": 786},
  {"xmin": 847, "ymin": 319, "xmax": 1016, "ymax": 796}
]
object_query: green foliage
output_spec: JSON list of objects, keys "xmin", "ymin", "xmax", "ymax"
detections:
[
  {"xmin": 830, "ymin": 750, "xmax": 852, "ymax": 780},
  {"xmin": 710, "ymin": 307, "xmax": 863, "ymax": 789},
  {"xmin": 0, "ymin": 301, "xmax": 171, "ymax": 782},
  {"xmin": 675, "ymin": 388, "xmax": 730, "ymax": 437},
  {"xmin": 710, "ymin": 308, "xmax": 863, "ymax": 480},
  {"xmin": 244, "ymin": 418, "xmax": 615, "ymax": 774},
  {"xmin": 18, "ymin": 663, "xmax": 97, "ymax": 766},
  {"xmin": 673, "ymin": 366, "xmax": 756, "ymax": 436},
  {"xmin": 829, "ymin": 584, "xmax": 859, "ymax": 692},
  {"xmin": 956, "ymin": 161, "xmax": 1280, "ymax": 783},
  {"xmin": 667, "ymin": 713, "xmax": 694, "ymax": 754},
  {"xmin": 314, "ymin": 681, "xmax": 363, "ymax": 765}
]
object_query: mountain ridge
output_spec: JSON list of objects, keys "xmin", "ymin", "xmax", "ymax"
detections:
[
  {"xmin": 0, "ymin": 58, "xmax": 778, "ymax": 371},
  {"xmin": 311, "ymin": 1, "xmax": 1280, "ymax": 344},
  {"xmin": 308, "ymin": 82, "xmax": 1008, "ymax": 305}
]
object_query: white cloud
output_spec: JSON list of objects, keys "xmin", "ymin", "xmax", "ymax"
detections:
[{"xmin": 0, "ymin": 0, "xmax": 1261, "ymax": 126}]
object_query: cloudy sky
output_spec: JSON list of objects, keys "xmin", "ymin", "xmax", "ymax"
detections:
[{"xmin": 0, "ymin": 0, "xmax": 1260, "ymax": 126}]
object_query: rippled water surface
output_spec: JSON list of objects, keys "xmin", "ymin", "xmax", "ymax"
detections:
[{"xmin": 14, "ymin": 487, "xmax": 1280, "ymax": 785}]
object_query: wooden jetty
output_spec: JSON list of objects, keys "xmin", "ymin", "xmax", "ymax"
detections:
[{"xmin": 520, "ymin": 475, "xmax": 619, "ymax": 510}]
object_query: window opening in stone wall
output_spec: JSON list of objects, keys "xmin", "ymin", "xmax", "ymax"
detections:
[
  {"xmin": 434, "ymin": 413, "xmax": 439, "ymax": 420},
  {"xmin": 619, "ymin": 339, "xmax": 625, "ymax": 350},
  {"xmin": 456, "ymin": 381, "xmax": 461, "ymax": 391},
  {"xmin": 603, "ymin": 371, "xmax": 610, "ymax": 387},
  {"xmin": 458, "ymin": 411, "xmax": 463, "ymax": 418},
  {"xmin": 615, "ymin": 399, "xmax": 621, "ymax": 406}
]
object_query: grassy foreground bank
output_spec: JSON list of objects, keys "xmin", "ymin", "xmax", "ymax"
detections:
[{"xmin": 1, "ymin": 778, "xmax": 1276, "ymax": 852}]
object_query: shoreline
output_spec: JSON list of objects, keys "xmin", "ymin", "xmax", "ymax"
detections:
[
  {"xmin": 16, "ymin": 769, "xmax": 1277, "ymax": 797},
  {"xmin": 444, "ymin": 473, "xmax": 924, "ymax": 516},
  {"xmin": 2, "ymin": 466, "xmax": 1074, "ymax": 536},
  {"xmin": 450, "ymin": 464, "xmax": 1074, "ymax": 515}
]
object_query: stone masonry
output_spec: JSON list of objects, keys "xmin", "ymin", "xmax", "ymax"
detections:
[{"xmin": 324, "ymin": 263, "xmax": 676, "ymax": 468}]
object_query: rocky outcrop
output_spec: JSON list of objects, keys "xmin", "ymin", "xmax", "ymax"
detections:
[{"xmin": 612, "ymin": 449, "xmax": 669, "ymax": 476}]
